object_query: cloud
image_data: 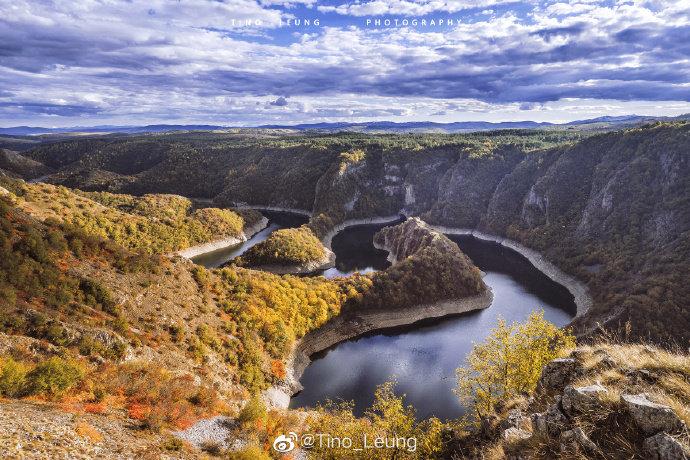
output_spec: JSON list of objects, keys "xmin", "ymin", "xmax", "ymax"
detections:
[
  {"xmin": 317, "ymin": 0, "xmax": 520, "ymax": 17},
  {"xmin": 269, "ymin": 96, "xmax": 289, "ymax": 106},
  {"xmin": 0, "ymin": 0, "xmax": 689, "ymax": 125}
]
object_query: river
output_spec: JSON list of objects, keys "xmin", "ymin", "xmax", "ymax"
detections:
[
  {"xmin": 190, "ymin": 211, "xmax": 309, "ymax": 268},
  {"xmin": 290, "ymin": 224, "xmax": 576, "ymax": 420},
  {"xmin": 189, "ymin": 212, "xmax": 576, "ymax": 420}
]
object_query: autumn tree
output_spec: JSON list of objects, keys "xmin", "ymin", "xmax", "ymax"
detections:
[
  {"xmin": 455, "ymin": 311, "xmax": 575, "ymax": 418},
  {"xmin": 308, "ymin": 381, "xmax": 443, "ymax": 459}
]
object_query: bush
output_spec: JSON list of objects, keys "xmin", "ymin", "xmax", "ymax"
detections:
[
  {"xmin": 237, "ymin": 395, "xmax": 266, "ymax": 428},
  {"xmin": 162, "ymin": 436, "xmax": 185, "ymax": 452},
  {"xmin": 0, "ymin": 357, "xmax": 28, "ymax": 397},
  {"xmin": 25, "ymin": 357, "xmax": 84, "ymax": 397},
  {"xmin": 227, "ymin": 446, "xmax": 271, "ymax": 460}
]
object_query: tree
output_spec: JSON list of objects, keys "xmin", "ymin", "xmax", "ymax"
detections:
[
  {"xmin": 455, "ymin": 311, "xmax": 575, "ymax": 418},
  {"xmin": 308, "ymin": 381, "xmax": 443, "ymax": 459}
]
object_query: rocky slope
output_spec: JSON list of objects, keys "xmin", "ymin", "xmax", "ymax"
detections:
[{"xmin": 448, "ymin": 342, "xmax": 690, "ymax": 459}]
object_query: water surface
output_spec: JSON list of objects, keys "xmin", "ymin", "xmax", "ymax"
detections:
[
  {"xmin": 318, "ymin": 222, "xmax": 396, "ymax": 278},
  {"xmin": 191, "ymin": 211, "xmax": 308, "ymax": 268},
  {"xmin": 291, "ymin": 230, "xmax": 576, "ymax": 420}
]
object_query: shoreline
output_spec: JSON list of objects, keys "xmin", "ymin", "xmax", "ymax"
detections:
[
  {"xmin": 427, "ymin": 224, "xmax": 592, "ymax": 317},
  {"xmin": 321, "ymin": 214, "xmax": 404, "ymax": 249},
  {"xmin": 246, "ymin": 249, "xmax": 336, "ymax": 275},
  {"xmin": 175, "ymin": 216, "xmax": 269, "ymax": 259},
  {"xmin": 230, "ymin": 204, "xmax": 313, "ymax": 218},
  {"xmin": 264, "ymin": 289, "xmax": 494, "ymax": 408}
]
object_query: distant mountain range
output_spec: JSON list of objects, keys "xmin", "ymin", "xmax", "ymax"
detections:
[{"xmin": 1, "ymin": 114, "xmax": 688, "ymax": 136}]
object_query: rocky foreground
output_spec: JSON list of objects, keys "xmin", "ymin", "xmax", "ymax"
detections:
[{"xmin": 451, "ymin": 343, "xmax": 690, "ymax": 459}]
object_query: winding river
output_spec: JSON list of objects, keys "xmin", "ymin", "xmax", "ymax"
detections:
[
  {"xmin": 290, "ymin": 223, "xmax": 576, "ymax": 420},
  {"xmin": 189, "ymin": 211, "xmax": 577, "ymax": 421}
]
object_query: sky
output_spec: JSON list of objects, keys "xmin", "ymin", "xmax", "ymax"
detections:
[{"xmin": 1, "ymin": 0, "xmax": 690, "ymax": 127}]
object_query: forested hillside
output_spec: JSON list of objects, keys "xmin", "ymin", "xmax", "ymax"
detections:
[
  {"xmin": 14, "ymin": 123, "xmax": 690, "ymax": 344},
  {"xmin": 0, "ymin": 190, "xmax": 371, "ymax": 441},
  {"xmin": 0, "ymin": 179, "xmax": 260, "ymax": 254}
]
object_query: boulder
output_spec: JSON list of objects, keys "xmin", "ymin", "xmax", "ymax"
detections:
[
  {"xmin": 500, "ymin": 409, "xmax": 530, "ymax": 431},
  {"xmin": 532, "ymin": 403, "xmax": 568, "ymax": 437},
  {"xmin": 502, "ymin": 427, "xmax": 532, "ymax": 442},
  {"xmin": 561, "ymin": 384, "xmax": 608, "ymax": 416},
  {"xmin": 539, "ymin": 358, "xmax": 583, "ymax": 390},
  {"xmin": 621, "ymin": 394, "xmax": 683, "ymax": 435},
  {"xmin": 560, "ymin": 427, "xmax": 601, "ymax": 456},
  {"xmin": 643, "ymin": 432, "xmax": 689, "ymax": 460}
]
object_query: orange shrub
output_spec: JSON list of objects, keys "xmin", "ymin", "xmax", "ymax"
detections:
[
  {"xmin": 128, "ymin": 402, "xmax": 153, "ymax": 421},
  {"xmin": 84, "ymin": 402, "xmax": 106, "ymax": 414},
  {"xmin": 270, "ymin": 360, "xmax": 286, "ymax": 379}
]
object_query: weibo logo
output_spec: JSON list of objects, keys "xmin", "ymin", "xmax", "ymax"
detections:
[{"xmin": 273, "ymin": 432, "xmax": 297, "ymax": 453}]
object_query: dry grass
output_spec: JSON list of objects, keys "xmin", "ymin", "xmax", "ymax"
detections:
[{"xmin": 494, "ymin": 342, "xmax": 690, "ymax": 459}]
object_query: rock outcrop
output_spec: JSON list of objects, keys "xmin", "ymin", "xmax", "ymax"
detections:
[
  {"xmin": 643, "ymin": 432, "xmax": 690, "ymax": 460},
  {"xmin": 621, "ymin": 393, "xmax": 684, "ymax": 435},
  {"xmin": 561, "ymin": 384, "xmax": 608, "ymax": 416},
  {"xmin": 451, "ymin": 343, "xmax": 690, "ymax": 459}
]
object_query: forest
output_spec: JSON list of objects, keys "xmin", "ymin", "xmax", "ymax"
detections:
[{"xmin": 0, "ymin": 178, "xmax": 257, "ymax": 254}]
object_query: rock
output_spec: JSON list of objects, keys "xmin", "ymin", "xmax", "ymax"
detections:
[
  {"xmin": 643, "ymin": 432, "xmax": 689, "ymax": 460},
  {"xmin": 539, "ymin": 358, "xmax": 583, "ymax": 390},
  {"xmin": 561, "ymin": 384, "xmax": 608, "ymax": 416},
  {"xmin": 621, "ymin": 394, "xmax": 683, "ymax": 435},
  {"xmin": 532, "ymin": 403, "xmax": 568, "ymax": 436},
  {"xmin": 173, "ymin": 416, "xmax": 235, "ymax": 450},
  {"xmin": 560, "ymin": 427, "xmax": 601, "ymax": 456},
  {"xmin": 502, "ymin": 427, "xmax": 531, "ymax": 442},
  {"xmin": 500, "ymin": 409, "xmax": 530, "ymax": 431},
  {"xmin": 622, "ymin": 367, "xmax": 658, "ymax": 384}
]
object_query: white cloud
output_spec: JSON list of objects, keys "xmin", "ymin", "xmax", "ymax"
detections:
[
  {"xmin": 0, "ymin": 0, "xmax": 689, "ymax": 125},
  {"xmin": 318, "ymin": 0, "xmax": 522, "ymax": 17}
]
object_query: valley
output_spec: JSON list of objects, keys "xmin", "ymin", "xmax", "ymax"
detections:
[{"xmin": 0, "ymin": 122, "xmax": 688, "ymax": 459}]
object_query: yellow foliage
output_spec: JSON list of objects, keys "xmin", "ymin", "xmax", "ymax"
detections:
[
  {"xmin": 455, "ymin": 311, "xmax": 575, "ymax": 418},
  {"xmin": 11, "ymin": 182, "xmax": 246, "ymax": 254},
  {"xmin": 308, "ymin": 381, "xmax": 443, "ymax": 459}
]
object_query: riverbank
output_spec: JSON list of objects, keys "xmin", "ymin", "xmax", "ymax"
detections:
[
  {"xmin": 231, "ymin": 204, "xmax": 313, "ymax": 218},
  {"xmin": 265, "ymin": 288, "xmax": 494, "ymax": 408},
  {"xmin": 246, "ymin": 248, "xmax": 336, "ymax": 275},
  {"xmin": 175, "ymin": 216, "xmax": 269, "ymax": 259},
  {"xmin": 428, "ymin": 225, "xmax": 592, "ymax": 317},
  {"xmin": 321, "ymin": 214, "xmax": 404, "ymax": 249}
]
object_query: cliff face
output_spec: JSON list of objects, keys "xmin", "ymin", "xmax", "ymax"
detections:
[
  {"xmin": 313, "ymin": 125, "xmax": 690, "ymax": 344},
  {"xmin": 373, "ymin": 217, "xmax": 464, "ymax": 263},
  {"xmin": 24, "ymin": 123, "xmax": 690, "ymax": 344}
]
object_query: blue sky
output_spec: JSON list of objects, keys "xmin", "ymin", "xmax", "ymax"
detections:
[{"xmin": 1, "ymin": 0, "xmax": 689, "ymax": 127}]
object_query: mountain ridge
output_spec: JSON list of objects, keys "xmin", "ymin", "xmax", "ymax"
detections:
[{"xmin": 3, "ymin": 113, "xmax": 690, "ymax": 136}]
